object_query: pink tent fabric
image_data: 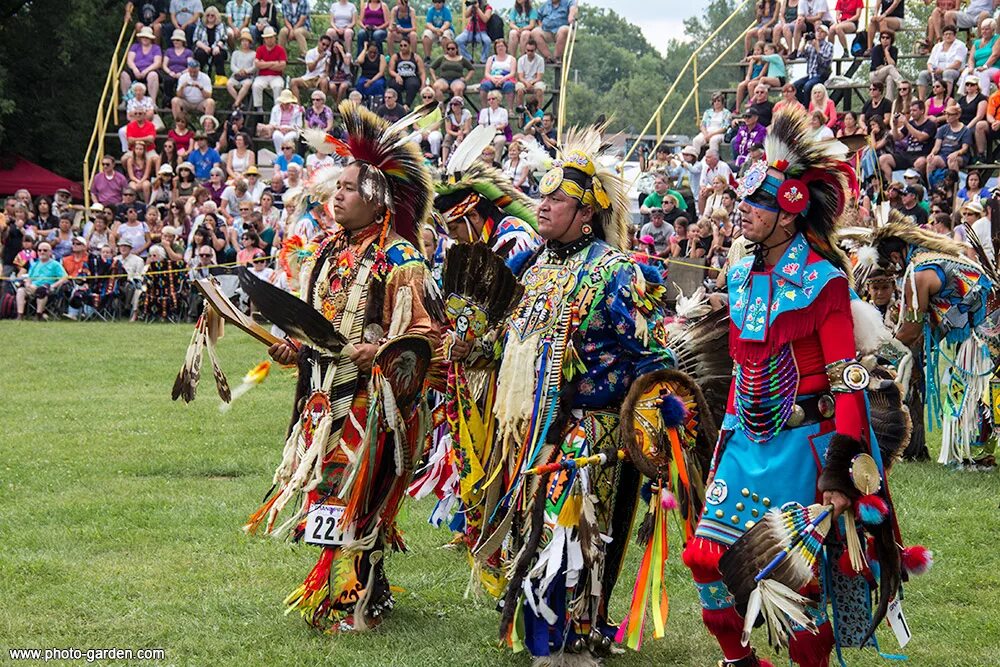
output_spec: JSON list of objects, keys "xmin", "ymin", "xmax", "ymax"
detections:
[{"xmin": 0, "ymin": 156, "xmax": 84, "ymax": 199}]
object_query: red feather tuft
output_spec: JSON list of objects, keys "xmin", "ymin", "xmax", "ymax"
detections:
[
  {"xmin": 902, "ymin": 545, "xmax": 933, "ymax": 576},
  {"xmin": 801, "ymin": 167, "xmax": 846, "ymax": 215},
  {"xmin": 660, "ymin": 488, "xmax": 678, "ymax": 510},
  {"xmin": 324, "ymin": 135, "xmax": 352, "ymax": 157},
  {"xmin": 837, "ymin": 547, "xmax": 872, "ymax": 579}
]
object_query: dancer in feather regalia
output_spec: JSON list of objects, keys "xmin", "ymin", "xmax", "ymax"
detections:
[
  {"xmin": 684, "ymin": 110, "xmax": 928, "ymax": 667},
  {"xmin": 449, "ymin": 126, "xmax": 695, "ymax": 665},
  {"xmin": 246, "ymin": 101, "xmax": 441, "ymax": 634}
]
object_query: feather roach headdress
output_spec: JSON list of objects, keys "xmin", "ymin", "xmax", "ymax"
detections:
[
  {"xmin": 303, "ymin": 101, "xmax": 436, "ymax": 246},
  {"xmin": 737, "ymin": 108, "xmax": 858, "ymax": 276},
  {"xmin": 537, "ymin": 123, "xmax": 631, "ymax": 250},
  {"xmin": 434, "ymin": 161, "xmax": 539, "ymax": 229}
]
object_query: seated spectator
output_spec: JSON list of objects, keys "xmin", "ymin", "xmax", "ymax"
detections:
[
  {"xmin": 258, "ymin": 89, "xmax": 303, "ymax": 153},
  {"xmin": 945, "ymin": 0, "xmax": 993, "ymax": 36},
  {"xmin": 118, "ymin": 83, "xmax": 157, "ymax": 153},
  {"xmin": 123, "ymin": 141, "xmax": 155, "ymax": 202},
  {"xmin": 829, "ymin": 0, "xmax": 863, "ymax": 54},
  {"xmin": 34, "ymin": 197, "xmax": 58, "ymax": 232},
  {"xmin": 305, "ymin": 90, "xmax": 335, "ymax": 132},
  {"xmin": 837, "ymin": 109, "xmax": 865, "ymax": 137},
  {"xmin": 189, "ymin": 133, "xmax": 222, "ymax": 180},
  {"xmin": 168, "ymin": 114, "xmax": 194, "ymax": 154},
  {"xmin": 957, "ymin": 75, "xmax": 989, "ymax": 158},
  {"xmin": 772, "ymin": 82, "xmax": 805, "ymax": 114},
  {"xmin": 479, "ymin": 144, "xmax": 498, "ymax": 167},
  {"xmin": 431, "ymin": 38, "xmax": 474, "ymax": 101},
  {"xmin": 747, "ymin": 82, "xmax": 774, "ymax": 126},
  {"xmin": 881, "ymin": 105, "xmax": 934, "ymax": 186},
  {"xmin": 791, "ymin": 0, "xmax": 833, "ymax": 57},
  {"xmin": 532, "ymin": 0, "xmax": 576, "ymax": 63},
  {"xmin": 423, "ymin": 0, "xmax": 454, "ymax": 58},
  {"xmin": 515, "ymin": 38, "xmax": 546, "ymax": 109},
  {"xmin": 192, "ymin": 5, "xmax": 228, "ymax": 83},
  {"xmin": 356, "ymin": 41, "xmax": 388, "ymax": 100},
  {"xmin": 927, "ymin": 102, "xmax": 973, "ymax": 177},
  {"xmin": 252, "ymin": 26, "xmax": 287, "ymax": 112},
  {"xmin": 259, "ymin": 191, "xmax": 284, "ymax": 235},
  {"xmin": 957, "ymin": 169, "xmax": 986, "ymax": 202},
  {"xmin": 327, "ymin": 0, "xmax": 358, "ymax": 53},
  {"xmin": 171, "ymin": 58, "xmax": 216, "ymax": 121},
  {"xmin": 217, "ymin": 110, "xmax": 247, "ymax": 153},
  {"xmin": 961, "ymin": 199, "xmax": 994, "ymax": 261},
  {"xmin": 455, "ymin": 1, "xmax": 495, "ymax": 64},
  {"xmin": 250, "ymin": 0, "xmax": 280, "ymax": 43},
  {"xmin": 639, "ymin": 207, "xmax": 671, "ymax": 256},
  {"xmin": 11, "ymin": 226, "xmax": 35, "ymax": 275},
  {"xmin": 861, "ymin": 80, "xmax": 891, "ymax": 127},
  {"xmin": 46, "ymin": 214, "xmax": 75, "ymax": 260},
  {"xmin": 162, "ymin": 29, "xmax": 193, "ymax": 101},
  {"xmin": 161, "ymin": 138, "xmax": 181, "ymax": 171},
  {"xmin": 226, "ymin": 132, "xmax": 257, "ymax": 179},
  {"xmin": 506, "ymin": 0, "xmax": 538, "ymax": 57},
  {"xmin": 388, "ymin": 38, "xmax": 426, "ymax": 107},
  {"xmin": 388, "ymin": 0, "xmax": 418, "ymax": 54},
  {"xmin": 358, "ymin": 0, "xmax": 390, "ymax": 55},
  {"xmin": 480, "ymin": 38, "xmax": 517, "ymax": 108},
  {"xmin": 278, "ymin": 0, "xmax": 312, "ymax": 57},
  {"xmin": 864, "ymin": 0, "xmax": 904, "ymax": 58},
  {"xmin": 121, "ymin": 26, "xmax": 162, "ymax": 103},
  {"xmin": 223, "ymin": 0, "xmax": 252, "ymax": 47},
  {"xmin": 965, "ymin": 17, "xmax": 1000, "ymax": 94},
  {"xmin": 735, "ymin": 41, "xmax": 766, "ymax": 112},
  {"xmin": 737, "ymin": 142, "xmax": 766, "ymax": 177},
  {"xmin": 479, "ymin": 90, "xmax": 511, "ymax": 157},
  {"xmin": 732, "ymin": 108, "xmax": 768, "ymax": 166},
  {"xmin": 794, "ymin": 23, "xmax": 833, "ymax": 105},
  {"xmin": 227, "ymin": 29, "xmax": 257, "ymax": 109},
  {"xmin": 899, "ymin": 184, "xmax": 930, "ymax": 225},
  {"xmin": 236, "ymin": 229, "xmax": 261, "ymax": 264},
  {"xmin": 406, "ymin": 87, "xmax": 444, "ymax": 160},
  {"xmin": 291, "ymin": 34, "xmax": 332, "ymax": 100},
  {"xmin": 273, "ymin": 139, "xmax": 305, "ymax": 174},
  {"xmin": 809, "ymin": 110, "xmax": 835, "ymax": 139},
  {"xmin": 927, "ymin": 79, "xmax": 950, "ymax": 124},
  {"xmin": 870, "ymin": 30, "xmax": 903, "ymax": 101},
  {"xmin": 918, "ymin": 25, "xmax": 967, "ymax": 99},
  {"xmin": 14, "ymin": 241, "xmax": 68, "ymax": 320},
  {"xmin": 326, "ymin": 40, "xmax": 354, "ymax": 103},
  {"xmin": 376, "ymin": 88, "xmax": 407, "ymax": 123},
  {"xmin": 441, "ymin": 96, "xmax": 473, "ymax": 163},
  {"xmin": 90, "ymin": 156, "xmax": 130, "ymax": 208}
]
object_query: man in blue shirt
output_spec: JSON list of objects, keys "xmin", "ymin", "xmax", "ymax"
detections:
[
  {"xmin": 189, "ymin": 132, "xmax": 222, "ymax": 180},
  {"xmin": 15, "ymin": 241, "xmax": 68, "ymax": 320},
  {"xmin": 422, "ymin": 0, "xmax": 454, "ymax": 58},
  {"xmin": 531, "ymin": 0, "xmax": 576, "ymax": 62}
]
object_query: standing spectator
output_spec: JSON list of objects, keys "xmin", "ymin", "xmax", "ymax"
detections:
[
  {"xmin": 356, "ymin": 41, "xmax": 387, "ymax": 100},
  {"xmin": 273, "ymin": 140, "xmax": 305, "ymax": 173},
  {"xmin": 259, "ymin": 89, "xmax": 303, "ymax": 152},
  {"xmin": 455, "ymin": 0, "xmax": 494, "ymax": 64},
  {"xmin": 861, "ymin": 80, "xmax": 891, "ymax": 127},
  {"xmin": 793, "ymin": 24, "xmax": 832, "ymax": 105},
  {"xmin": 227, "ymin": 29, "xmax": 257, "ymax": 110},
  {"xmin": 388, "ymin": 37, "xmax": 426, "ymax": 107},
  {"xmin": 926, "ymin": 102, "xmax": 973, "ymax": 178},
  {"xmin": 945, "ymin": 0, "xmax": 994, "ymax": 35},
  {"xmin": 507, "ymin": 0, "xmax": 539, "ymax": 57},
  {"xmin": 388, "ymin": 0, "xmax": 418, "ymax": 54},
  {"xmin": 90, "ymin": 156, "xmax": 130, "ymax": 208},
  {"xmin": 918, "ymin": 25, "xmax": 967, "ymax": 99},
  {"xmin": 224, "ymin": 0, "xmax": 253, "ymax": 47},
  {"xmin": 326, "ymin": 40, "xmax": 355, "ymax": 103},
  {"xmin": 965, "ymin": 17, "xmax": 1000, "ymax": 94},
  {"xmin": 791, "ymin": 0, "xmax": 832, "ymax": 57},
  {"xmin": 250, "ymin": 0, "xmax": 280, "ymax": 42},
  {"xmin": 422, "ymin": 0, "xmax": 454, "ymax": 58},
  {"xmin": 431, "ymin": 38, "xmax": 474, "ymax": 101},
  {"xmin": 480, "ymin": 38, "xmax": 516, "ymax": 108},
  {"xmin": 225, "ymin": 132, "xmax": 256, "ymax": 178},
  {"xmin": 531, "ymin": 0, "xmax": 576, "ymax": 63},
  {"xmin": 478, "ymin": 90, "xmax": 510, "ymax": 157},
  {"xmin": 305, "ymin": 90, "xmax": 335, "ymax": 132},
  {"xmin": 692, "ymin": 93, "xmax": 731, "ymax": 154},
  {"xmin": 358, "ymin": 0, "xmax": 390, "ymax": 55},
  {"xmin": 291, "ymin": 33, "xmax": 332, "ymax": 99},
  {"xmin": 123, "ymin": 141, "xmax": 155, "ymax": 203},
  {"xmin": 252, "ymin": 26, "xmax": 287, "ymax": 111},
  {"xmin": 170, "ymin": 0, "xmax": 204, "ymax": 45},
  {"xmin": 162, "ymin": 29, "xmax": 193, "ymax": 101},
  {"xmin": 327, "ymin": 0, "xmax": 358, "ymax": 53},
  {"xmin": 732, "ymin": 108, "xmax": 767, "ymax": 166},
  {"xmin": 975, "ymin": 79, "xmax": 1000, "ymax": 159},
  {"xmin": 189, "ymin": 133, "xmax": 223, "ymax": 180},
  {"xmin": 677, "ymin": 145, "xmax": 703, "ymax": 210},
  {"xmin": 136, "ymin": 0, "xmax": 170, "ymax": 41},
  {"xmin": 515, "ymin": 38, "xmax": 545, "ymax": 110},
  {"xmin": 279, "ymin": 0, "xmax": 311, "ymax": 56},
  {"xmin": 192, "ymin": 6, "xmax": 229, "ymax": 84},
  {"xmin": 14, "ymin": 242, "xmax": 67, "ymax": 320},
  {"xmin": 870, "ymin": 30, "xmax": 903, "ymax": 101},
  {"xmin": 171, "ymin": 58, "xmax": 216, "ymax": 121},
  {"xmin": 120, "ymin": 26, "xmax": 162, "ymax": 103},
  {"xmin": 772, "ymin": 82, "xmax": 805, "ymax": 114},
  {"xmin": 441, "ymin": 95, "xmax": 472, "ymax": 163},
  {"xmin": 864, "ymin": 0, "xmax": 904, "ymax": 57},
  {"xmin": 829, "ymin": 0, "xmax": 863, "ymax": 55},
  {"xmin": 376, "ymin": 88, "xmax": 407, "ymax": 123}
]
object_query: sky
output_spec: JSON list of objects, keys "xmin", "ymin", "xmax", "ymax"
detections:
[{"xmin": 585, "ymin": 0, "xmax": 714, "ymax": 55}]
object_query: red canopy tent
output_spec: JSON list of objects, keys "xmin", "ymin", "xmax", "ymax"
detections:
[{"xmin": 0, "ymin": 156, "xmax": 84, "ymax": 200}]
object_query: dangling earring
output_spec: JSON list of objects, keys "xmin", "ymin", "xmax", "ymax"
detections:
[{"xmin": 581, "ymin": 223, "xmax": 593, "ymax": 235}]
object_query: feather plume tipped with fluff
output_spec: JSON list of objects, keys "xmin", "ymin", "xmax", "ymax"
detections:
[
  {"xmin": 445, "ymin": 124, "xmax": 498, "ymax": 177},
  {"xmin": 865, "ymin": 209, "xmax": 982, "ymax": 269},
  {"xmin": 518, "ymin": 137, "xmax": 552, "ymax": 178}
]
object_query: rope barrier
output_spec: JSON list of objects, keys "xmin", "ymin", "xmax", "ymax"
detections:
[{"xmin": 0, "ymin": 254, "xmax": 278, "ymax": 282}]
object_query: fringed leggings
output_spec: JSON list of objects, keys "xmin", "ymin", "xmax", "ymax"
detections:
[{"xmin": 683, "ymin": 536, "xmax": 834, "ymax": 667}]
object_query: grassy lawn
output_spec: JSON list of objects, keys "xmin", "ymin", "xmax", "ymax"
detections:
[{"xmin": 1, "ymin": 321, "xmax": 998, "ymax": 666}]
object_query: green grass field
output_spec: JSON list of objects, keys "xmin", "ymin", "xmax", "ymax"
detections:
[{"xmin": 2, "ymin": 322, "xmax": 999, "ymax": 666}]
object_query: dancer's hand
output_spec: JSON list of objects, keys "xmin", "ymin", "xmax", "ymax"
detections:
[
  {"xmin": 268, "ymin": 342, "xmax": 298, "ymax": 365},
  {"xmin": 823, "ymin": 490, "xmax": 852, "ymax": 520},
  {"xmin": 349, "ymin": 342, "xmax": 378, "ymax": 371}
]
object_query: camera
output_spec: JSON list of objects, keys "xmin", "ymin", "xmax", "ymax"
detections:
[{"xmin": 805, "ymin": 31, "xmax": 815, "ymax": 40}]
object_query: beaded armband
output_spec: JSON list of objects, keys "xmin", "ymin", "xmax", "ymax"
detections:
[{"xmin": 826, "ymin": 358, "xmax": 870, "ymax": 393}]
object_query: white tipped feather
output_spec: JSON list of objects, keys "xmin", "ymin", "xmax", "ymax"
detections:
[
  {"xmin": 852, "ymin": 298, "xmax": 893, "ymax": 356},
  {"xmin": 674, "ymin": 285, "xmax": 711, "ymax": 320},
  {"xmin": 518, "ymin": 137, "xmax": 552, "ymax": 178},
  {"xmin": 386, "ymin": 100, "xmax": 439, "ymax": 139},
  {"xmin": 741, "ymin": 585, "xmax": 763, "ymax": 646},
  {"xmin": 446, "ymin": 124, "xmax": 497, "ymax": 175},
  {"xmin": 303, "ymin": 128, "xmax": 333, "ymax": 155}
]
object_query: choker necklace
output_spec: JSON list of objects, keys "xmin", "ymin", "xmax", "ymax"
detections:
[{"xmin": 547, "ymin": 233, "xmax": 595, "ymax": 259}]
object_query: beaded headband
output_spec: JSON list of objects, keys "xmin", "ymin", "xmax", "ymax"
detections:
[{"xmin": 539, "ymin": 149, "xmax": 611, "ymax": 210}]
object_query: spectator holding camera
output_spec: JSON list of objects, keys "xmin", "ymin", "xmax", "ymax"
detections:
[
  {"xmin": 455, "ymin": 0, "xmax": 494, "ymax": 64},
  {"xmin": 880, "ymin": 99, "xmax": 936, "ymax": 182},
  {"xmin": 793, "ymin": 23, "xmax": 832, "ymax": 105}
]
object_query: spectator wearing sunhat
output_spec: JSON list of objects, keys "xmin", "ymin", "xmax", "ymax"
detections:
[
  {"xmin": 227, "ymin": 29, "xmax": 257, "ymax": 111},
  {"xmin": 252, "ymin": 25, "xmax": 287, "ymax": 111},
  {"xmin": 121, "ymin": 26, "xmax": 162, "ymax": 104},
  {"xmin": 171, "ymin": 57, "xmax": 216, "ymax": 122},
  {"xmin": 259, "ymin": 89, "xmax": 303, "ymax": 153},
  {"xmin": 162, "ymin": 29, "xmax": 194, "ymax": 101}
]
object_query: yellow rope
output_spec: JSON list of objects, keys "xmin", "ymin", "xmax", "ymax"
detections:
[{"xmin": 0, "ymin": 255, "xmax": 278, "ymax": 282}]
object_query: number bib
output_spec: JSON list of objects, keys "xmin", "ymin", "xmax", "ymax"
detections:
[{"xmin": 304, "ymin": 502, "xmax": 357, "ymax": 547}]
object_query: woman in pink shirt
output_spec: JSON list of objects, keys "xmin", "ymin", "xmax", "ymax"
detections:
[{"xmin": 808, "ymin": 83, "xmax": 838, "ymax": 128}]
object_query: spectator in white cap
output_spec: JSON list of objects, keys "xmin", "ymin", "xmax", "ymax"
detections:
[
  {"xmin": 252, "ymin": 25, "xmax": 287, "ymax": 111},
  {"xmin": 258, "ymin": 89, "xmax": 303, "ymax": 152}
]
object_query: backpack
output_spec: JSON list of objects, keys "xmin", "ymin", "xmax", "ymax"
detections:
[
  {"xmin": 0, "ymin": 291, "xmax": 16, "ymax": 319},
  {"xmin": 486, "ymin": 13, "xmax": 505, "ymax": 42}
]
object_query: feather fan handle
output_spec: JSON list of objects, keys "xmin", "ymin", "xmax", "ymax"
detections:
[
  {"xmin": 755, "ymin": 506, "xmax": 832, "ymax": 582},
  {"xmin": 446, "ymin": 124, "xmax": 498, "ymax": 176}
]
